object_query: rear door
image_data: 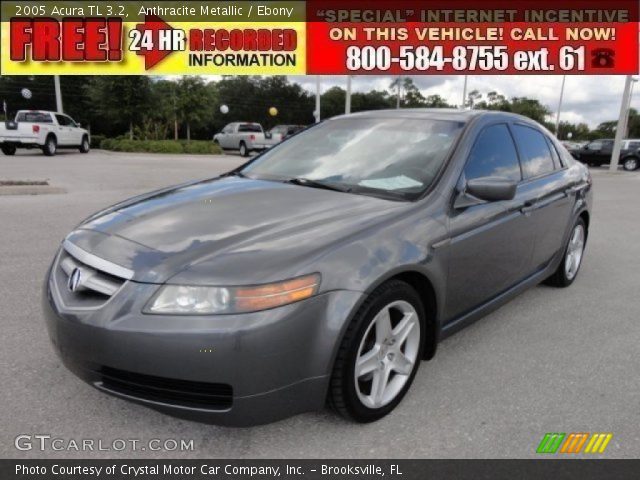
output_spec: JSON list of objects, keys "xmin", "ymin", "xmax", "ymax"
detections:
[
  {"xmin": 444, "ymin": 123, "xmax": 536, "ymax": 320},
  {"xmin": 510, "ymin": 124, "xmax": 574, "ymax": 271}
]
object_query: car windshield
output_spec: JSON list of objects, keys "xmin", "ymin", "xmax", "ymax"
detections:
[{"xmin": 242, "ymin": 117, "xmax": 464, "ymax": 200}]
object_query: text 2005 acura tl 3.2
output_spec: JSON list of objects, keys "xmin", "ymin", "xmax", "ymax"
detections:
[{"xmin": 44, "ymin": 110, "xmax": 592, "ymax": 425}]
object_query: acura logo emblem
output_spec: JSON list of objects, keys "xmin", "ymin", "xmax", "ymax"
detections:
[{"xmin": 68, "ymin": 268, "xmax": 82, "ymax": 292}]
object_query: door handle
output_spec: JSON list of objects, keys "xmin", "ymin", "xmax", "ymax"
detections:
[{"xmin": 520, "ymin": 200, "xmax": 537, "ymax": 215}]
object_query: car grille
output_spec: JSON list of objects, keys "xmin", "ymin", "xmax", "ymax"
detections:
[
  {"xmin": 98, "ymin": 366, "xmax": 233, "ymax": 410},
  {"xmin": 53, "ymin": 242, "xmax": 128, "ymax": 309}
]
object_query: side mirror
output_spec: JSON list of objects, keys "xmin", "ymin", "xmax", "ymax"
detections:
[
  {"xmin": 466, "ymin": 177, "xmax": 517, "ymax": 202},
  {"xmin": 454, "ymin": 176, "xmax": 517, "ymax": 209},
  {"xmin": 77, "ymin": 122, "xmax": 81, "ymax": 127}
]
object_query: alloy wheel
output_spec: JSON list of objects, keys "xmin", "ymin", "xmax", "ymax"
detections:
[
  {"xmin": 565, "ymin": 224, "xmax": 585, "ymax": 280},
  {"xmin": 354, "ymin": 300, "xmax": 421, "ymax": 409}
]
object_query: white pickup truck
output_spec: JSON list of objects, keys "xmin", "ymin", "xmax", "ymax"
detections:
[
  {"xmin": 213, "ymin": 122, "xmax": 284, "ymax": 157},
  {"xmin": 0, "ymin": 110, "xmax": 90, "ymax": 156}
]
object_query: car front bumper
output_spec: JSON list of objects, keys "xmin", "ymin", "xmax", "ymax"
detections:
[{"xmin": 43, "ymin": 263, "xmax": 363, "ymax": 426}]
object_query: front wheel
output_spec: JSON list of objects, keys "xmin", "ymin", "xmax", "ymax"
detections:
[
  {"xmin": 42, "ymin": 136, "xmax": 57, "ymax": 156},
  {"xmin": 545, "ymin": 218, "xmax": 586, "ymax": 287},
  {"xmin": 623, "ymin": 157, "xmax": 639, "ymax": 171},
  {"xmin": 79, "ymin": 136, "xmax": 90, "ymax": 153},
  {"xmin": 1, "ymin": 145, "xmax": 17, "ymax": 156},
  {"xmin": 329, "ymin": 280, "xmax": 424, "ymax": 423}
]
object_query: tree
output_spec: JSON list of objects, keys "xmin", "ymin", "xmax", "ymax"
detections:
[
  {"xmin": 175, "ymin": 76, "xmax": 211, "ymax": 141},
  {"xmin": 86, "ymin": 76, "xmax": 152, "ymax": 139},
  {"xmin": 424, "ymin": 94, "xmax": 452, "ymax": 108},
  {"xmin": 466, "ymin": 89, "xmax": 482, "ymax": 108},
  {"xmin": 320, "ymin": 86, "xmax": 346, "ymax": 119}
]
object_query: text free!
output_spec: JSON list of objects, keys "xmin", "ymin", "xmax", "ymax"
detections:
[{"xmin": 10, "ymin": 17, "xmax": 123, "ymax": 61}]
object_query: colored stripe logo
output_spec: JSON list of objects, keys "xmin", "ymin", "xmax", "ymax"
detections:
[{"xmin": 537, "ymin": 433, "xmax": 612, "ymax": 454}]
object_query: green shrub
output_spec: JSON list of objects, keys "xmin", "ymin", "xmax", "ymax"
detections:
[
  {"xmin": 98, "ymin": 139, "xmax": 223, "ymax": 155},
  {"xmin": 90, "ymin": 134, "xmax": 106, "ymax": 148}
]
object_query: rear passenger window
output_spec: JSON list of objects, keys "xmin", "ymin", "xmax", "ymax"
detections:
[
  {"xmin": 545, "ymin": 137, "xmax": 564, "ymax": 168},
  {"xmin": 464, "ymin": 124, "xmax": 521, "ymax": 182},
  {"xmin": 512, "ymin": 125, "xmax": 556, "ymax": 178}
]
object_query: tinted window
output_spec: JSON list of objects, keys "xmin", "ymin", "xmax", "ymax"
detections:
[
  {"xmin": 15, "ymin": 112, "xmax": 52, "ymax": 123},
  {"xmin": 512, "ymin": 125, "xmax": 555, "ymax": 178},
  {"xmin": 55, "ymin": 114, "xmax": 71, "ymax": 126},
  {"xmin": 238, "ymin": 124, "xmax": 262, "ymax": 133},
  {"xmin": 627, "ymin": 141, "xmax": 640, "ymax": 150},
  {"xmin": 546, "ymin": 137, "xmax": 563, "ymax": 168},
  {"xmin": 464, "ymin": 124, "xmax": 521, "ymax": 182}
]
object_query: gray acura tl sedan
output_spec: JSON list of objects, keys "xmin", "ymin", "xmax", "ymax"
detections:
[{"xmin": 43, "ymin": 109, "xmax": 592, "ymax": 425}]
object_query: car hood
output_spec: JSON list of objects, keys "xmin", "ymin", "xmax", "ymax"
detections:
[{"xmin": 66, "ymin": 177, "xmax": 404, "ymax": 285}]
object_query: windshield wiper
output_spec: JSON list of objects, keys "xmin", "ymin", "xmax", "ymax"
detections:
[{"xmin": 285, "ymin": 177, "xmax": 352, "ymax": 193}]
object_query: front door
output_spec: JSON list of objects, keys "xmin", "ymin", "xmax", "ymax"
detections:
[
  {"xmin": 444, "ymin": 123, "xmax": 536, "ymax": 321},
  {"xmin": 54, "ymin": 114, "xmax": 72, "ymax": 145}
]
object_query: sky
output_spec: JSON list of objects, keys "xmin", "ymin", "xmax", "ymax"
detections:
[{"xmin": 288, "ymin": 75, "xmax": 637, "ymax": 129}]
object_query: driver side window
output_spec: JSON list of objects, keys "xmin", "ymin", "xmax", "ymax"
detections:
[{"xmin": 464, "ymin": 124, "xmax": 522, "ymax": 182}]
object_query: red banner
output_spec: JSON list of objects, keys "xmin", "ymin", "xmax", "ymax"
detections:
[{"xmin": 306, "ymin": 0, "xmax": 639, "ymax": 74}]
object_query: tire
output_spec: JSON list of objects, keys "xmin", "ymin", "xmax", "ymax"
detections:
[
  {"xmin": 79, "ymin": 136, "xmax": 90, "ymax": 153},
  {"xmin": 42, "ymin": 135, "xmax": 57, "ymax": 156},
  {"xmin": 239, "ymin": 141, "xmax": 248, "ymax": 157},
  {"xmin": 329, "ymin": 280, "xmax": 425, "ymax": 423},
  {"xmin": 545, "ymin": 218, "xmax": 587, "ymax": 287},
  {"xmin": 623, "ymin": 157, "xmax": 639, "ymax": 171},
  {"xmin": 1, "ymin": 145, "xmax": 16, "ymax": 156}
]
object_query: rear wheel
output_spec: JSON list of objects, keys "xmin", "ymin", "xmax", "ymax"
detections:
[
  {"xmin": 43, "ymin": 135, "xmax": 57, "ymax": 156},
  {"xmin": 329, "ymin": 280, "xmax": 424, "ymax": 422},
  {"xmin": 239, "ymin": 141, "xmax": 248, "ymax": 157},
  {"xmin": 546, "ymin": 218, "xmax": 586, "ymax": 287},
  {"xmin": 623, "ymin": 157, "xmax": 639, "ymax": 171},
  {"xmin": 79, "ymin": 136, "xmax": 90, "ymax": 153},
  {"xmin": 1, "ymin": 145, "xmax": 16, "ymax": 156}
]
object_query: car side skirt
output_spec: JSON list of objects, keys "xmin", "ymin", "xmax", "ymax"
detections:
[{"xmin": 439, "ymin": 255, "xmax": 559, "ymax": 340}]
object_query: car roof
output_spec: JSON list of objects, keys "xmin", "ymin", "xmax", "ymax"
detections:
[{"xmin": 333, "ymin": 108, "xmax": 536, "ymax": 124}]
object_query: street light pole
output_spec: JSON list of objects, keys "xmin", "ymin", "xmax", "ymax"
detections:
[
  {"xmin": 461, "ymin": 75, "xmax": 468, "ymax": 108},
  {"xmin": 621, "ymin": 77, "xmax": 638, "ymax": 138},
  {"xmin": 345, "ymin": 75, "xmax": 352, "ymax": 114},
  {"xmin": 54, "ymin": 75, "xmax": 63, "ymax": 113},
  {"xmin": 314, "ymin": 75, "xmax": 321, "ymax": 123},
  {"xmin": 610, "ymin": 75, "xmax": 634, "ymax": 172},
  {"xmin": 554, "ymin": 75, "xmax": 566, "ymax": 139}
]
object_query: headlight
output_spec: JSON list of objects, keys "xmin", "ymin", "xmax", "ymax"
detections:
[{"xmin": 145, "ymin": 273, "xmax": 320, "ymax": 315}]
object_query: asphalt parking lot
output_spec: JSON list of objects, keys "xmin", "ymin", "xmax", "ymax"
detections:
[{"xmin": 1, "ymin": 150, "xmax": 639, "ymax": 459}]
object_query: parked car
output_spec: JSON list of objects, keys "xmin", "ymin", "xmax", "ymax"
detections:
[
  {"xmin": 561, "ymin": 141, "xmax": 585, "ymax": 151},
  {"xmin": 570, "ymin": 138, "xmax": 640, "ymax": 171},
  {"xmin": 44, "ymin": 110, "xmax": 592, "ymax": 425},
  {"xmin": 0, "ymin": 110, "xmax": 90, "ymax": 156},
  {"xmin": 213, "ymin": 122, "xmax": 274, "ymax": 157},
  {"xmin": 269, "ymin": 124, "xmax": 306, "ymax": 139}
]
